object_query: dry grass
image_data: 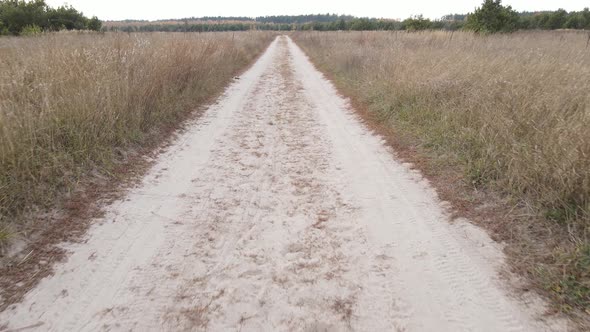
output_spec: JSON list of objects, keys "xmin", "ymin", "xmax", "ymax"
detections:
[
  {"xmin": 0, "ymin": 31, "xmax": 274, "ymax": 248},
  {"xmin": 293, "ymin": 30, "xmax": 590, "ymax": 316},
  {"xmin": 103, "ymin": 19, "xmax": 253, "ymax": 28}
]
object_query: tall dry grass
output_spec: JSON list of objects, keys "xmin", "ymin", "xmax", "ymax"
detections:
[
  {"xmin": 0, "ymin": 31, "xmax": 274, "ymax": 239},
  {"xmin": 293, "ymin": 30, "xmax": 590, "ymax": 313},
  {"xmin": 294, "ymin": 30, "xmax": 590, "ymax": 221}
]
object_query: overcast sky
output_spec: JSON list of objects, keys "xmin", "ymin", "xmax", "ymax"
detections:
[{"xmin": 45, "ymin": 0, "xmax": 590, "ymax": 21}]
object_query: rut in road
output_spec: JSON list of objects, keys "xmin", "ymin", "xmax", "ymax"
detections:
[{"xmin": 1, "ymin": 36, "xmax": 564, "ymax": 331}]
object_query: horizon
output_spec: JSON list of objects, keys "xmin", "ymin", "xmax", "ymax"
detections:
[{"xmin": 45, "ymin": 0, "xmax": 589, "ymax": 22}]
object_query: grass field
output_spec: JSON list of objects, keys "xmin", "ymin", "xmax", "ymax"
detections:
[
  {"xmin": 293, "ymin": 30, "xmax": 590, "ymax": 316},
  {"xmin": 0, "ymin": 31, "xmax": 274, "ymax": 248}
]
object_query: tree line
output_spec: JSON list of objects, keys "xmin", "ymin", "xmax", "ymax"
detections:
[
  {"xmin": 255, "ymin": 14, "xmax": 355, "ymax": 24},
  {"xmin": 2, "ymin": 0, "xmax": 590, "ymax": 35},
  {"xmin": 106, "ymin": 4, "xmax": 590, "ymax": 34},
  {"xmin": 0, "ymin": 0, "xmax": 101, "ymax": 35}
]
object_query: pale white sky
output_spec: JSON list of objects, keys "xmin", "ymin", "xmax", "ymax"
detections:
[{"xmin": 46, "ymin": 0, "xmax": 590, "ymax": 21}]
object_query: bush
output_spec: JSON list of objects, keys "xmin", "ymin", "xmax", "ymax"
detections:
[
  {"xmin": 86, "ymin": 16, "xmax": 101, "ymax": 31},
  {"xmin": 20, "ymin": 23, "xmax": 41, "ymax": 35},
  {"xmin": 403, "ymin": 15, "xmax": 432, "ymax": 31},
  {"xmin": 465, "ymin": 0, "xmax": 519, "ymax": 33}
]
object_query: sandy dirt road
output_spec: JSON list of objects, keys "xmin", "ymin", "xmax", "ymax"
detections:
[{"xmin": 1, "ymin": 36, "xmax": 564, "ymax": 331}]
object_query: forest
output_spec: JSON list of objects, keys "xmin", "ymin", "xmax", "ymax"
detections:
[{"xmin": 0, "ymin": 0, "xmax": 101, "ymax": 35}]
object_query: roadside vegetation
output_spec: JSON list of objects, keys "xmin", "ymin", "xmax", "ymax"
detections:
[
  {"xmin": 0, "ymin": 0, "xmax": 101, "ymax": 35},
  {"xmin": 292, "ymin": 30, "xmax": 590, "ymax": 317},
  {"xmin": 0, "ymin": 31, "xmax": 274, "ymax": 250}
]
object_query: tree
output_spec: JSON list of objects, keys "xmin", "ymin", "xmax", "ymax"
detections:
[
  {"xmin": 584, "ymin": 8, "xmax": 590, "ymax": 29},
  {"xmin": 350, "ymin": 18, "xmax": 375, "ymax": 31},
  {"xmin": 86, "ymin": 16, "xmax": 101, "ymax": 31},
  {"xmin": 0, "ymin": 0, "xmax": 48, "ymax": 34},
  {"xmin": 46, "ymin": 5, "xmax": 87, "ymax": 30},
  {"xmin": 403, "ymin": 15, "xmax": 432, "ymax": 31},
  {"xmin": 546, "ymin": 9, "xmax": 567, "ymax": 29},
  {"xmin": 0, "ymin": 0, "xmax": 101, "ymax": 35},
  {"xmin": 465, "ymin": 0, "xmax": 519, "ymax": 33}
]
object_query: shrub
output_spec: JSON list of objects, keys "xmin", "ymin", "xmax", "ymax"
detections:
[
  {"xmin": 86, "ymin": 16, "xmax": 101, "ymax": 31},
  {"xmin": 20, "ymin": 23, "xmax": 41, "ymax": 35},
  {"xmin": 465, "ymin": 0, "xmax": 519, "ymax": 33},
  {"xmin": 403, "ymin": 15, "xmax": 432, "ymax": 31}
]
